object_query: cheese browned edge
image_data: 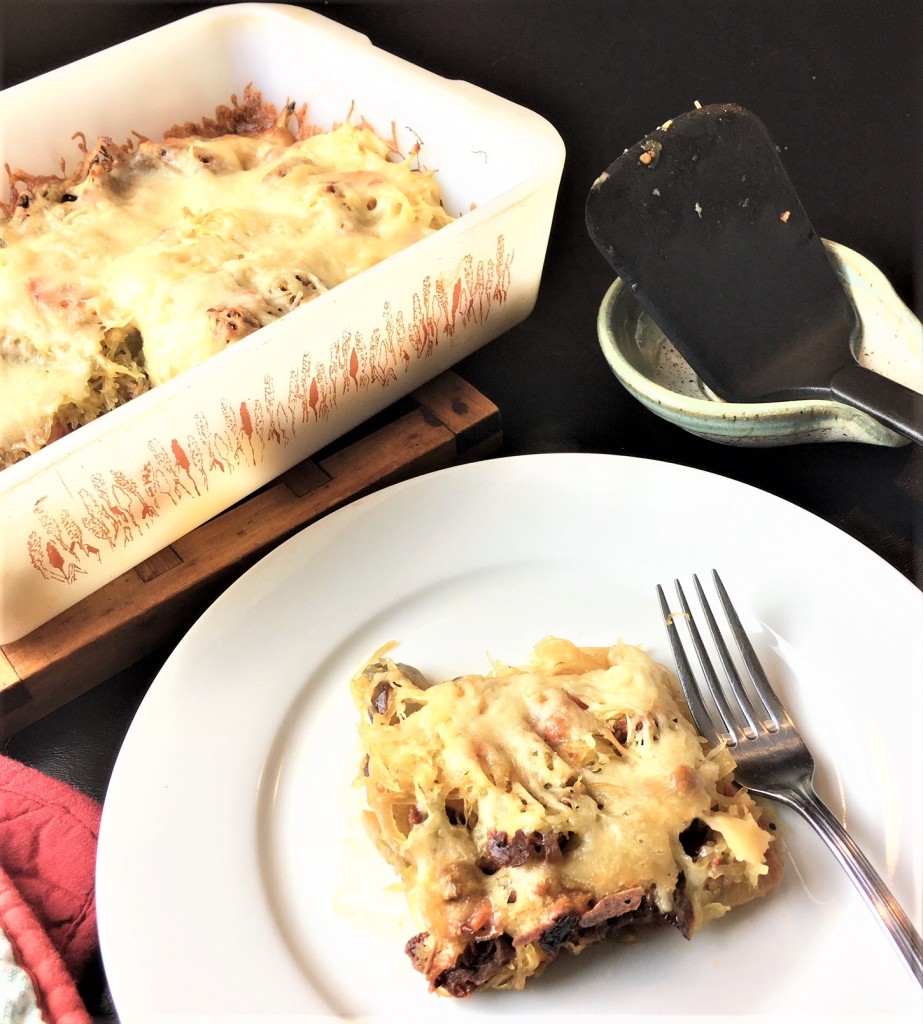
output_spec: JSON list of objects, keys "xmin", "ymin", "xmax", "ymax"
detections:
[
  {"xmin": 351, "ymin": 637, "xmax": 781, "ymax": 997},
  {"xmin": 0, "ymin": 86, "xmax": 454, "ymax": 467}
]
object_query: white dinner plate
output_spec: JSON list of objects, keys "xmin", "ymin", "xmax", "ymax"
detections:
[{"xmin": 97, "ymin": 453, "xmax": 923, "ymax": 1023}]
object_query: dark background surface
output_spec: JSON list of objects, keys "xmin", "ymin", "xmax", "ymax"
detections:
[{"xmin": 1, "ymin": 2, "xmax": 920, "ymax": 1020}]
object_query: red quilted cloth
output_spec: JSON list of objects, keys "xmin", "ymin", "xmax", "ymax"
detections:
[{"xmin": 0, "ymin": 755, "xmax": 100, "ymax": 1023}]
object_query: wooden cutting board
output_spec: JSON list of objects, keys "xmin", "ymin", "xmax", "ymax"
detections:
[{"xmin": 0, "ymin": 371, "xmax": 501, "ymax": 737}]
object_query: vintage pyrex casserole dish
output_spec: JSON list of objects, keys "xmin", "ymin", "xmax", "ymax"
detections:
[{"xmin": 0, "ymin": 3, "xmax": 565, "ymax": 643}]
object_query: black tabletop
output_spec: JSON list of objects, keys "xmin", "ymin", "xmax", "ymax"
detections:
[{"xmin": 1, "ymin": 2, "xmax": 920, "ymax": 1021}]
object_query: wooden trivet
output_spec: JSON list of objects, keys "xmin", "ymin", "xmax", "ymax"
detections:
[{"xmin": 0, "ymin": 371, "xmax": 501, "ymax": 737}]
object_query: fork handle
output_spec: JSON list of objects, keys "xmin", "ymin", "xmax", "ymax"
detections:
[{"xmin": 779, "ymin": 782, "xmax": 923, "ymax": 986}]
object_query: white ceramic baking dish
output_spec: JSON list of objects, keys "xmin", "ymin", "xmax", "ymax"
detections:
[{"xmin": 0, "ymin": 3, "xmax": 565, "ymax": 643}]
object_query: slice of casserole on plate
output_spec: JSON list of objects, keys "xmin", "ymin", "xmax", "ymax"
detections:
[{"xmin": 350, "ymin": 636, "xmax": 781, "ymax": 996}]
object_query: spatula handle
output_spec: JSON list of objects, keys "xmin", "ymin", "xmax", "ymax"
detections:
[{"xmin": 829, "ymin": 364, "xmax": 923, "ymax": 446}]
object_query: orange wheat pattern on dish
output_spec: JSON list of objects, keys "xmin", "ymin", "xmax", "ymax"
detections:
[{"xmin": 24, "ymin": 236, "xmax": 513, "ymax": 584}]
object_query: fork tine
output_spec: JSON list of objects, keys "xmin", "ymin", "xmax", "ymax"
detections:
[
  {"xmin": 674, "ymin": 579, "xmax": 746, "ymax": 743},
  {"xmin": 656, "ymin": 584, "xmax": 721, "ymax": 748},
  {"xmin": 712, "ymin": 570, "xmax": 789, "ymax": 731},
  {"xmin": 692, "ymin": 574, "xmax": 761, "ymax": 737}
]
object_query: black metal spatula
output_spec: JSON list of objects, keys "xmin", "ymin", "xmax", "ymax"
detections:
[{"xmin": 585, "ymin": 103, "xmax": 922, "ymax": 445}]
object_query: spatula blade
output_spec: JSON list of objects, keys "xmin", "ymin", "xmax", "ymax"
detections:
[{"xmin": 585, "ymin": 103, "xmax": 859, "ymax": 403}]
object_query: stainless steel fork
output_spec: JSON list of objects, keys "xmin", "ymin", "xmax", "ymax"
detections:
[{"xmin": 657, "ymin": 570, "xmax": 923, "ymax": 985}]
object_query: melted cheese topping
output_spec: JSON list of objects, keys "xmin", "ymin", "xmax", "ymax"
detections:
[
  {"xmin": 0, "ymin": 95, "xmax": 453, "ymax": 467},
  {"xmin": 352, "ymin": 637, "xmax": 779, "ymax": 997}
]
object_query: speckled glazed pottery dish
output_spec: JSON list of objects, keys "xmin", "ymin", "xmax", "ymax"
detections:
[{"xmin": 597, "ymin": 240, "xmax": 923, "ymax": 446}]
